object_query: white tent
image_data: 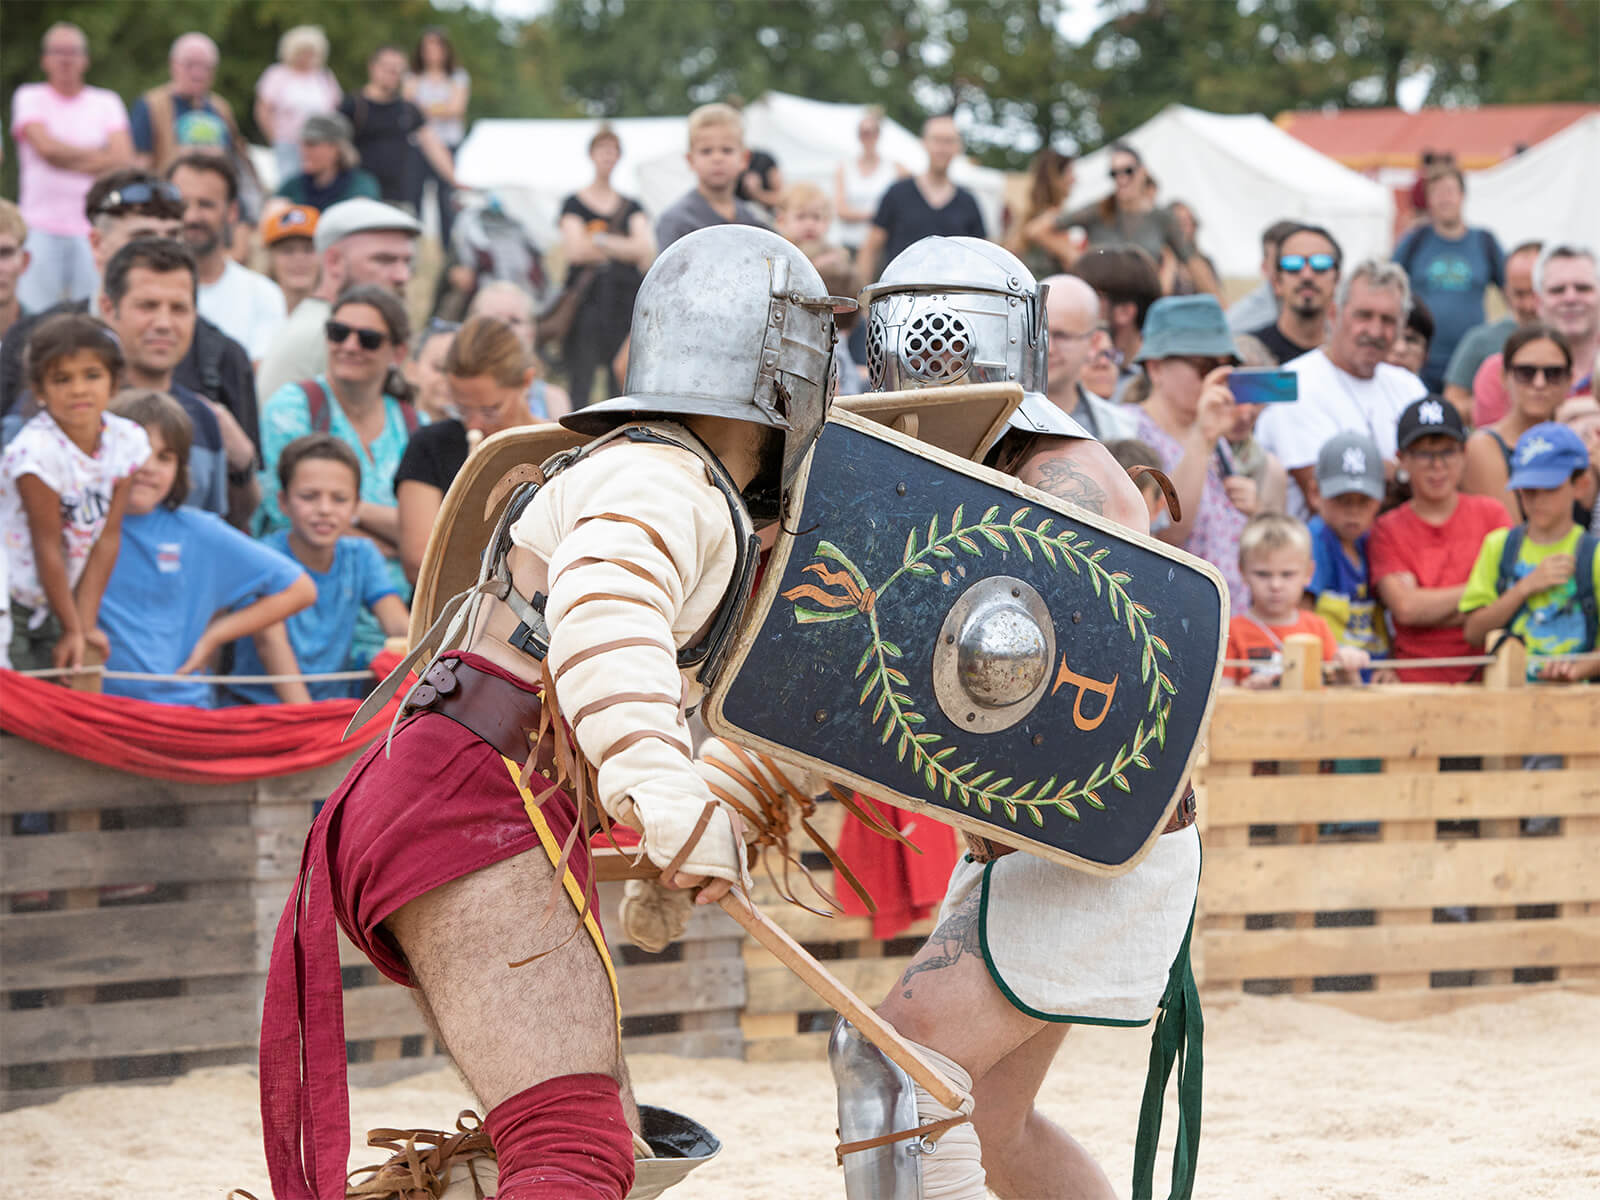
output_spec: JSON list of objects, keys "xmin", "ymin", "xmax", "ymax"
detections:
[
  {"xmin": 453, "ymin": 93, "xmax": 1008, "ymax": 249},
  {"xmin": 1466, "ymin": 113, "xmax": 1600, "ymax": 253},
  {"xmin": 1067, "ymin": 106, "xmax": 1396, "ymax": 278}
]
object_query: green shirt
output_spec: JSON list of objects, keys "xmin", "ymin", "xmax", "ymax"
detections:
[{"xmin": 1461, "ymin": 523, "xmax": 1599, "ymax": 673}]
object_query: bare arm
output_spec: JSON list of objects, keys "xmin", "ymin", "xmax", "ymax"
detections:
[
  {"xmin": 1460, "ymin": 431, "xmax": 1517, "ymax": 520},
  {"xmin": 17, "ymin": 475, "xmax": 87, "ymax": 666},
  {"xmin": 1259, "ymin": 450, "xmax": 1288, "ymax": 515},
  {"xmin": 1375, "ymin": 571, "xmax": 1467, "ymax": 629},
  {"xmin": 857, "ymin": 225, "xmax": 888, "ymax": 288},
  {"xmin": 1462, "ymin": 555, "xmax": 1574, "ymax": 648},
  {"xmin": 177, "ymin": 573, "xmax": 317, "ymax": 675},
  {"xmin": 1443, "ymin": 384, "xmax": 1474, "ymax": 422},
  {"xmin": 395, "ymin": 478, "xmax": 444, "ymax": 584},
  {"xmin": 371, "ymin": 592, "xmax": 411, "ymax": 637},
  {"xmin": 248, "ymin": 621, "xmax": 313, "ymax": 704},
  {"xmin": 253, "ymin": 96, "xmax": 275, "ymax": 144},
  {"xmin": 1021, "ymin": 209, "xmax": 1080, "ymax": 270},
  {"xmin": 414, "ymin": 126, "xmax": 457, "ymax": 187},
  {"xmin": 540, "ymin": 381, "xmax": 572, "ymax": 420},
  {"xmin": 1013, "ymin": 436, "xmax": 1150, "ymax": 535},
  {"xmin": 1157, "ymin": 367, "xmax": 1235, "ymax": 545},
  {"xmin": 72, "ymin": 476, "xmax": 134, "ymax": 646},
  {"xmin": 1289, "ymin": 463, "xmax": 1322, "ymax": 518},
  {"xmin": 354, "ymin": 501, "xmax": 400, "ymax": 546},
  {"xmin": 559, "ymin": 212, "xmax": 605, "ymax": 267}
]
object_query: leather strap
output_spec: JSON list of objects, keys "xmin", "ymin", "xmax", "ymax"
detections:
[
  {"xmin": 655, "ymin": 800, "xmax": 720, "ymax": 884},
  {"xmin": 407, "ymin": 658, "xmax": 549, "ymax": 767},
  {"xmin": 1129, "ymin": 465, "xmax": 1182, "ymax": 524},
  {"xmin": 575, "ymin": 511, "xmax": 675, "ymax": 561},
  {"xmin": 600, "ymin": 727, "xmax": 693, "ymax": 764},
  {"xmin": 552, "ymin": 636, "xmax": 676, "ymax": 683},
  {"xmin": 834, "ymin": 1113, "xmax": 972, "ymax": 1163},
  {"xmin": 571, "ymin": 690, "xmax": 680, "ymax": 725},
  {"xmin": 565, "ymin": 555, "xmax": 663, "ymax": 587},
  {"xmin": 963, "ymin": 784, "xmax": 1197, "ymax": 863}
]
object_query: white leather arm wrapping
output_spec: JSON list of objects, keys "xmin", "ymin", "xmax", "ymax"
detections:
[{"xmin": 512, "ymin": 442, "xmax": 749, "ymax": 886}]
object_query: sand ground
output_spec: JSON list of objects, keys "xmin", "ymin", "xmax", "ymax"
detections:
[{"xmin": 4, "ymin": 989, "xmax": 1596, "ymax": 1199}]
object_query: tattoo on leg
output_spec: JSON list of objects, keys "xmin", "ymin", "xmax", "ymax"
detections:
[
  {"xmin": 1027, "ymin": 457, "xmax": 1109, "ymax": 515},
  {"xmin": 898, "ymin": 889, "xmax": 982, "ymax": 999}
]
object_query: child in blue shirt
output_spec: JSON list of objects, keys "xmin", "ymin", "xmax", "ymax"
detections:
[
  {"xmin": 1305, "ymin": 430, "xmax": 1390, "ymax": 669},
  {"xmin": 229, "ymin": 434, "xmax": 408, "ymax": 703},
  {"xmin": 101, "ymin": 391, "xmax": 314, "ymax": 707}
]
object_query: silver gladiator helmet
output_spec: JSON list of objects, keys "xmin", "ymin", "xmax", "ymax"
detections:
[
  {"xmin": 563, "ymin": 224, "xmax": 855, "ymax": 500},
  {"xmin": 861, "ymin": 236, "xmax": 1088, "ymax": 441}
]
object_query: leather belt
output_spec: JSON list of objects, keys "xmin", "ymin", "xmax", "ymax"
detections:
[
  {"xmin": 405, "ymin": 657, "xmax": 550, "ymax": 767},
  {"xmin": 963, "ymin": 784, "xmax": 1197, "ymax": 863}
]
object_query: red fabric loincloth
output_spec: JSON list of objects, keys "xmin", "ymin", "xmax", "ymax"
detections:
[
  {"xmin": 259, "ymin": 652, "xmax": 594, "ymax": 1200},
  {"xmin": 836, "ymin": 793, "xmax": 961, "ymax": 940}
]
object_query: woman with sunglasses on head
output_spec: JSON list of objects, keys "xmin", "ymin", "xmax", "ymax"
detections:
[
  {"xmin": 1056, "ymin": 142, "xmax": 1220, "ymax": 297},
  {"xmin": 1463, "ymin": 324, "xmax": 1575, "ymax": 520}
]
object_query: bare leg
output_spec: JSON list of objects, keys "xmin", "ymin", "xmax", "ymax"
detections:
[{"xmin": 384, "ymin": 849, "xmax": 638, "ymax": 1128}]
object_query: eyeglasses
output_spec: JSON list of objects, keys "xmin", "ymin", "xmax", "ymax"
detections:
[
  {"xmin": 1278, "ymin": 253, "xmax": 1337, "ymax": 274},
  {"xmin": 1109, "ymin": 165, "xmax": 1137, "ymax": 180},
  {"xmin": 89, "ymin": 181, "xmax": 183, "ymax": 218},
  {"xmin": 1509, "ymin": 363, "xmax": 1572, "ymax": 387},
  {"xmin": 1403, "ymin": 445, "xmax": 1463, "ymax": 465},
  {"xmin": 1089, "ymin": 342, "xmax": 1124, "ymax": 366},
  {"xmin": 325, "ymin": 320, "xmax": 387, "ymax": 351}
]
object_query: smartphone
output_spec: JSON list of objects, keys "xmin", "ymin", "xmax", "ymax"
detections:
[{"xmin": 1227, "ymin": 367, "xmax": 1298, "ymax": 406}]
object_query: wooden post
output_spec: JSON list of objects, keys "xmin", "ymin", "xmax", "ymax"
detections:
[
  {"xmin": 61, "ymin": 644, "xmax": 106, "ymax": 694},
  {"xmin": 1476, "ymin": 630, "xmax": 1524, "ymax": 985},
  {"xmin": 1277, "ymin": 633, "xmax": 1324, "ymax": 989}
]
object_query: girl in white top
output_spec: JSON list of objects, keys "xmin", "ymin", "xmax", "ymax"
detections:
[
  {"xmin": 0, "ymin": 314, "xmax": 149, "ymax": 671},
  {"xmin": 254, "ymin": 26, "xmax": 342, "ymax": 183},
  {"xmin": 406, "ymin": 28, "xmax": 471, "ymax": 149},
  {"xmin": 833, "ymin": 106, "xmax": 905, "ymax": 251}
]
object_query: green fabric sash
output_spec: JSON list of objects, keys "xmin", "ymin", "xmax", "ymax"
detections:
[{"xmin": 1131, "ymin": 903, "xmax": 1202, "ymax": 1200}]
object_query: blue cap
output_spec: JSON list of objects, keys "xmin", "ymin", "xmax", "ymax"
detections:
[
  {"xmin": 1134, "ymin": 295, "xmax": 1239, "ymax": 363},
  {"xmin": 1507, "ymin": 422, "xmax": 1589, "ymax": 490}
]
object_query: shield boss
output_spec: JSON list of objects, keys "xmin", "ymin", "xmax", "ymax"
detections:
[{"xmin": 934, "ymin": 576, "xmax": 1055, "ymax": 732}]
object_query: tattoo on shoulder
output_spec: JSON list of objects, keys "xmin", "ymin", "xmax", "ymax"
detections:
[
  {"xmin": 897, "ymin": 889, "xmax": 982, "ymax": 999},
  {"xmin": 1026, "ymin": 455, "xmax": 1109, "ymax": 515}
]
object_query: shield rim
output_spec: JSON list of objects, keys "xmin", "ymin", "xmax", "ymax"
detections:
[{"xmin": 702, "ymin": 407, "xmax": 1229, "ymax": 877}]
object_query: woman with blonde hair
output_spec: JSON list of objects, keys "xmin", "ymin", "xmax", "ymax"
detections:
[
  {"xmin": 833, "ymin": 105, "xmax": 906, "ymax": 255},
  {"xmin": 255, "ymin": 26, "xmax": 341, "ymax": 183},
  {"xmin": 393, "ymin": 315, "xmax": 541, "ymax": 581}
]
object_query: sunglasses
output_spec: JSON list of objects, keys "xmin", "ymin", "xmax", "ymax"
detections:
[
  {"xmin": 1509, "ymin": 363, "xmax": 1572, "ymax": 387},
  {"xmin": 325, "ymin": 320, "xmax": 387, "ymax": 351},
  {"xmin": 1109, "ymin": 165, "xmax": 1138, "ymax": 180},
  {"xmin": 1179, "ymin": 356, "xmax": 1227, "ymax": 376},
  {"xmin": 90, "ymin": 181, "xmax": 183, "ymax": 218},
  {"xmin": 1278, "ymin": 253, "xmax": 1337, "ymax": 274}
]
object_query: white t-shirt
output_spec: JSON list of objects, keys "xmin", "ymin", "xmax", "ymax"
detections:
[
  {"xmin": 0, "ymin": 411, "xmax": 151, "ymax": 620},
  {"xmin": 1255, "ymin": 348, "xmax": 1426, "ymax": 519},
  {"xmin": 199, "ymin": 258, "xmax": 287, "ymax": 363}
]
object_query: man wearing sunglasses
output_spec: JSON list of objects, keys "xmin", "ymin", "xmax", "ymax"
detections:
[{"xmin": 1249, "ymin": 224, "xmax": 1342, "ymax": 366}]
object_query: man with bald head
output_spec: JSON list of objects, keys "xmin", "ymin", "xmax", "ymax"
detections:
[
  {"xmin": 857, "ymin": 114, "xmax": 985, "ymax": 283},
  {"xmin": 1042, "ymin": 273, "xmax": 1136, "ymax": 440}
]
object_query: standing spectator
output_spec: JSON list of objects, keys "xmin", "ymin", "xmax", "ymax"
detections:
[
  {"xmin": 857, "ymin": 115, "xmax": 984, "ymax": 282},
  {"xmin": 1443, "ymin": 240, "xmax": 1542, "ymax": 418},
  {"xmin": 255, "ymin": 198, "xmax": 421, "ymax": 402},
  {"xmin": 1228, "ymin": 220, "xmax": 1301, "ymax": 335},
  {"xmin": 404, "ymin": 27, "xmax": 470, "ymax": 246},
  {"xmin": 467, "ymin": 282, "xmax": 571, "ymax": 419},
  {"xmin": 1463, "ymin": 325, "xmax": 1574, "ymax": 519},
  {"xmin": 394, "ymin": 315, "xmax": 541, "ymax": 581},
  {"xmin": 1461, "ymin": 422, "xmax": 1598, "ymax": 682},
  {"xmin": 0, "ymin": 314, "xmax": 145, "ymax": 670},
  {"xmin": 833, "ymin": 106, "xmax": 903, "ymax": 257},
  {"xmin": 1249, "ymin": 224, "xmax": 1342, "ymax": 366},
  {"xmin": 1072, "ymin": 245, "xmax": 1162, "ymax": 392},
  {"xmin": 403, "ymin": 318, "xmax": 457, "ymax": 424},
  {"xmin": 169, "ymin": 153, "xmax": 286, "ymax": 366},
  {"xmin": 0, "ymin": 201, "xmax": 30, "ymax": 345},
  {"xmin": 1473, "ymin": 245, "xmax": 1598, "ymax": 426},
  {"xmin": 96, "ymin": 239, "xmax": 243, "ymax": 520},
  {"xmin": 654, "ymin": 103, "xmax": 771, "ymax": 251},
  {"xmin": 1130, "ymin": 295, "xmax": 1255, "ymax": 612},
  {"xmin": 1007, "ymin": 148, "xmax": 1078, "ymax": 280},
  {"xmin": 339, "ymin": 45, "xmax": 457, "ymax": 211},
  {"xmin": 261, "ymin": 205, "xmax": 321, "ymax": 315},
  {"xmin": 0, "ymin": 170, "xmax": 258, "ymax": 460},
  {"xmin": 274, "ymin": 113, "xmax": 381, "ymax": 212},
  {"xmin": 1166, "ymin": 200, "xmax": 1221, "ymax": 297},
  {"xmin": 1039, "ymin": 274, "xmax": 1135, "ymax": 440},
  {"xmin": 129, "ymin": 33, "xmax": 262, "ymax": 210},
  {"xmin": 254, "ymin": 26, "xmax": 341, "ymax": 183},
  {"xmin": 1386, "ymin": 296, "xmax": 1434, "ymax": 381},
  {"xmin": 1255, "ymin": 260, "xmax": 1428, "ymax": 519},
  {"xmin": 1056, "ymin": 142, "xmax": 1218, "ymax": 295},
  {"xmin": 9, "ymin": 22, "xmax": 133, "ymax": 310},
  {"xmin": 1306, "ymin": 431, "xmax": 1389, "ymax": 665},
  {"xmin": 1369, "ymin": 397, "xmax": 1512, "ymax": 683},
  {"xmin": 1393, "ymin": 165, "xmax": 1505, "ymax": 392},
  {"xmin": 100, "ymin": 389, "xmax": 314, "ymax": 707},
  {"xmin": 557, "ymin": 126, "xmax": 654, "ymax": 407}
]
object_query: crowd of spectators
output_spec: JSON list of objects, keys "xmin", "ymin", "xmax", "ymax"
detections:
[{"xmin": 1, "ymin": 19, "xmax": 1596, "ymax": 708}]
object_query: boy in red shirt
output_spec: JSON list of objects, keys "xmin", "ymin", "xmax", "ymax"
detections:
[
  {"xmin": 1226, "ymin": 512, "xmax": 1369, "ymax": 686},
  {"xmin": 1369, "ymin": 397, "xmax": 1512, "ymax": 681}
]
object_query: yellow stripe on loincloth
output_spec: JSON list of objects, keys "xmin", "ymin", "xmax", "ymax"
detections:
[{"xmin": 501, "ymin": 756, "xmax": 623, "ymax": 1038}]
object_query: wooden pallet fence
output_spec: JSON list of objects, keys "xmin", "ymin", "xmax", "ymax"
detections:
[{"xmin": 1194, "ymin": 635, "xmax": 1600, "ymax": 1019}]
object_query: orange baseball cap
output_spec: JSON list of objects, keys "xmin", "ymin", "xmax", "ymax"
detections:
[{"xmin": 262, "ymin": 205, "xmax": 318, "ymax": 247}]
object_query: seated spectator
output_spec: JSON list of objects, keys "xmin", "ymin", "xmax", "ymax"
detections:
[
  {"xmin": 0, "ymin": 199, "xmax": 30, "ymax": 345},
  {"xmin": 467, "ymin": 281, "xmax": 570, "ymax": 420},
  {"xmin": 1369, "ymin": 397, "xmax": 1511, "ymax": 682},
  {"xmin": 228, "ymin": 433, "xmax": 407, "ymax": 701},
  {"xmin": 1306, "ymin": 431, "xmax": 1389, "ymax": 667},
  {"xmin": 1387, "ymin": 295, "xmax": 1434, "ymax": 383},
  {"xmin": 1225, "ymin": 512, "xmax": 1367, "ymax": 687},
  {"xmin": 100, "ymin": 389, "xmax": 314, "ymax": 706},
  {"xmin": 274, "ymin": 113, "xmax": 380, "ymax": 212},
  {"xmin": 394, "ymin": 315, "xmax": 540, "ymax": 582},
  {"xmin": 403, "ymin": 317, "xmax": 458, "ymax": 423},
  {"xmin": 1461, "ymin": 422, "xmax": 1598, "ymax": 682},
  {"xmin": 1131, "ymin": 295, "xmax": 1254, "ymax": 613},
  {"xmin": 1463, "ymin": 324, "xmax": 1573, "ymax": 519},
  {"xmin": 261, "ymin": 204, "xmax": 320, "ymax": 314}
]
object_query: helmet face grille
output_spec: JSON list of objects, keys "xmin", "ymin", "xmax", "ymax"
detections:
[
  {"xmin": 901, "ymin": 309, "xmax": 974, "ymax": 383},
  {"xmin": 866, "ymin": 313, "xmax": 888, "ymax": 388}
]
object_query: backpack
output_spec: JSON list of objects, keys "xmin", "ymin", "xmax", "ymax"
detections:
[
  {"xmin": 1396, "ymin": 226, "xmax": 1501, "ymax": 289},
  {"xmin": 298, "ymin": 378, "xmax": 420, "ymax": 438},
  {"xmin": 1494, "ymin": 525, "xmax": 1599, "ymax": 652}
]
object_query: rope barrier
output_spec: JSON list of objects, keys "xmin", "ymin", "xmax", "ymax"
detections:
[
  {"xmin": 13, "ymin": 666, "xmax": 377, "ymax": 684},
  {"xmin": 1222, "ymin": 649, "xmax": 1600, "ymax": 672}
]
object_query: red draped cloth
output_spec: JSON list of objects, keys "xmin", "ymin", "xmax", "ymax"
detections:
[{"xmin": 836, "ymin": 793, "xmax": 961, "ymax": 939}]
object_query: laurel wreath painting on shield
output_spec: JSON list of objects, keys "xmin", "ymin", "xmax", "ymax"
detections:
[{"xmin": 781, "ymin": 504, "xmax": 1175, "ymax": 828}]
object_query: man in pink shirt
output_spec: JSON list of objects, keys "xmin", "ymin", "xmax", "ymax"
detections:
[
  {"xmin": 1473, "ymin": 245, "xmax": 1598, "ymax": 424},
  {"xmin": 10, "ymin": 22, "xmax": 134, "ymax": 310}
]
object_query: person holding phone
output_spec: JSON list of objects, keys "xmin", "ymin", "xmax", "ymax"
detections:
[{"xmin": 1130, "ymin": 294, "xmax": 1255, "ymax": 612}]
